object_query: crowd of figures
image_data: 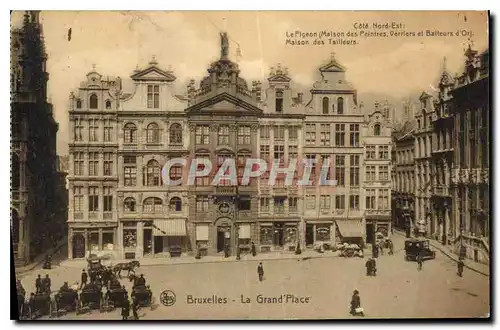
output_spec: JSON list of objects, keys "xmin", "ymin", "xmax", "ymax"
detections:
[{"xmin": 15, "ymin": 260, "xmax": 154, "ymax": 320}]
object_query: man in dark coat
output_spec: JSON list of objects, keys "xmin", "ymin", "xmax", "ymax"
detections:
[
  {"xmin": 121, "ymin": 300, "xmax": 130, "ymax": 320},
  {"xmin": 457, "ymin": 259, "xmax": 464, "ymax": 277},
  {"xmin": 365, "ymin": 258, "xmax": 372, "ymax": 276},
  {"xmin": 137, "ymin": 274, "xmax": 146, "ymax": 286},
  {"xmin": 388, "ymin": 240, "xmax": 394, "ymax": 255},
  {"xmin": 131, "ymin": 298, "xmax": 139, "ymax": 320},
  {"xmin": 257, "ymin": 262, "xmax": 264, "ymax": 282},
  {"xmin": 416, "ymin": 253, "xmax": 423, "ymax": 271},
  {"xmin": 350, "ymin": 290, "xmax": 362, "ymax": 316},
  {"xmin": 35, "ymin": 275, "xmax": 42, "ymax": 294},
  {"xmin": 80, "ymin": 270, "xmax": 88, "ymax": 289},
  {"xmin": 42, "ymin": 275, "xmax": 51, "ymax": 294},
  {"xmin": 371, "ymin": 258, "xmax": 377, "ymax": 276},
  {"xmin": 251, "ymin": 242, "xmax": 257, "ymax": 256},
  {"xmin": 372, "ymin": 243, "xmax": 379, "ymax": 258}
]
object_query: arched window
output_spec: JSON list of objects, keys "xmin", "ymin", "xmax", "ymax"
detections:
[
  {"xmin": 144, "ymin": 160, "xmax": 161, "ymax": 186},
  {"xmin": 105, "ymin": 100, "xmax": 112, "ymax": 109},
  {"xmin": 169, "ymin": 197, "xmax": 182, "ymax": 212},
  {"xmin": 89, "ymin": 94, "xmax": 98, "ymax": 109},
  {"xmin": 124, "ymin": 197, "xmax": 136, "ymax": 212},
  {"xmin": 169, "ymin": 123, "xmax": 183, "ymax": 145},
  {"xmin": 124, "ymin": 123, "xmax": 137, "ymax": 144},
  {"xmin": 337, "ymin": 97, "xmax": 344, "ymax": 114},
  {"xmin": 76, "ymin": 99, "xmax": 82, "ymax": 109},
  {"xmin": 322, "ymin": 97, "xmax": 329, "ymax": 114},
  {"xmin": 143, "ymin": 197, "xmax": 163, "ymax": 213},
  {"xmin": 146, "ymin": 122, "xmax": 160, "ymax": 144},
  {"xmin": 374, "ymin": 124, "xmax": 381, "ymax": 136}
]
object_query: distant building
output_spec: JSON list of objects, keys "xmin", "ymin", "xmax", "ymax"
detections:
[{"xmin": 11, "ymin": 11, "xmax": 62, "ymax": 265}]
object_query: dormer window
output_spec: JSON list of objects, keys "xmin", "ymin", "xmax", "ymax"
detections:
[
  {"xmin": 89, "ymin": 94, "xmax": 98, "ymax": 109},
  {"xmin": 374, "ymin": 124, "xmax": 381, "ymax": 136},
  {"xmin": 76, "ymin": 99, "xmax": 82, "ymax": 109},
  {"xmin": 322, "ymin": 97, "xmax": 329, "ymax": 114},
  {"xmin": 275, "ymin": 90, "xmax": 283, "ymax": 113},
  {"xmin": 337, "ymin": 97, "xmax": 344, "ymax": 114},
  {"xmin": 105, "ymin": 100, "xmax": 112, "ymax": 109},
  {"xmin": 147, "ymin": 84, "xmax": 160, "ymax": 109}
]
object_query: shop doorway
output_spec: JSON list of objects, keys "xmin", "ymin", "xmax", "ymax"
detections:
[
  {"xmin": 366, "ymin": 223, "xmax": 374, "ymax": 244},
  {"xmin": 217, "ymin": 226, "xmax": 230, "ymax": 252},
  {"xmin": 305, "ymin": 224, "xmax": 314, "ymax": 247},
  {"xmin": 72, "ymin": 233, "xmax": 86, "ymax": 258},
  {"xmin": 273, "ymin": 223, "xmax": 284, "ymax": 247},
  {"xmin": 143, "ymin": 229, "xmax": 152, "ymax": 255},
  {"xmin": 154, "ymin": 236, "xmax": 163, "ymax": 254}
]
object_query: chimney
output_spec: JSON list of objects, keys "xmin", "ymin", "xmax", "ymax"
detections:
[{"xmin": 297, "ymin": 93, "xmax": 303, "ymax": 104}]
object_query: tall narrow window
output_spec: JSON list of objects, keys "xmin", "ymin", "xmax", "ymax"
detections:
[
  {"xmin": 260, "ymin": 197, "xmax": 270, "ymax": 212},
  {"xmin": 123, "ymin": 156, "xmax": 136, "ymax": 186},
  {"xmin": 88, "ymin": 186, "xmax": 99, "ymax": 211},
  {"xmin": 288, "ymin": 126, "xmax": 298, "ymax": 140},
  {"xmin": 124, "ymin": 123, "xmax": 137, "ymax": 144},
  {"xmin": 76, "ymin": 99, "xmax": 82, "ymax": 109},
  {"xmin": 349, "ymin": 155, "xmax": 359, "ymax": 187},
  {"xmin": 74, "ymin": 152, "xmax": 84, "ymax": 176},
  {"xmin": 260, "ymin": 145, "xmax": 270, "ymax": 162},
  {"xmin": 103, "ymin": 152, "xmax": 113, "ymax": 176},
  {"xmin": 337, "ymin": 97, "xmax": 344, "ymax": 114},
  {"xmin": 366, "ymin": 146, "xmax": 376, "ymax": 159},
  {"xmin": 322, "ymin": 97, "xmax": 329, "ymax": 114},
  {"xmin": 260, "ymin": 126, "xmax": 270, "ymax": 139},
  {"xmin": 335, "ymin": 124, "xmax": 345, "ymax": 146},
  {"xmin": 73, "ymin": 186, "xmax": 83, "ymax": 212},
  {"xmin": 195, "ymin": 125, "xmax": 210, "ymax": 145},
  {"xmin": 305, "ymin": 124, "xmax": 316, "ymax": 146},
  {"xmin": 147, "ymin": 84, "xmax": 160, "ymax": 108},
  {"xmin": 146, "ymin": 122, "xmax": 160, "ymax": 144},
  {"xmin": 366, "ymin": 189, "xmax": 376, "ymax": 209},
  {"xmin": 88, "ymin": 152, "xmax": 99, "ymax": 176},
  {"xmin": 169, "ymin": 164, "xmax": 183, "ymax": 181},
  {"xmin": 335, "ymin": 155, "xmax": 345, "ymax": 186},
  {"xmin": 275, "ymin": 90, "xmax": 283, "ymax": 113},
  {"xmin": 196, "ymin": 196, "xmax": 210, "ymax": 212},
  {"xmin": 238, "ymin": 126, "xmax": 251, "ymax": 145},
  {"xmin": 349, "ymin": 195, "xmax": 360, "ymax": 210},
  {"xmin": 89, "ymin": 94, "xmax": 98, "ymax": 109},
  {"xmin": 103, "ymin": 187, "xmax": 113, "ymax": 212},
  {"xmin": 170, "ymin": 197, "xmax": 182, "ymax": 212},
  {"xmin": 378, "ymin": 189, "xmax": 389, "ymax": 209},
  {"xmin": 274, "ymin": 145, "xmax": 285, "ymax": 164},
  {"xmin": 366, "ymin": 166, "xmax": 376, "ymax": 181},
  {"xmin": 374, "ymin": 124, "xmax": 381, "ymax": 136},
  {"xmin": 274, "ymin": 126, "xmax": 285, "ymax": 141},
  {"xmin": 289, "ymin": 197, "xmax": 298, "ymax": 212},
  {"xmin": 89, "ymin": 119, "xmax": 99, "ymax": 142},
  {"xmin": 218, "ymin": 125, "xmax": 230, "ymax": 145},
  {"xmin": 320, "ymin": 124, "xmax": 330, "ymax": 146},
  {"xmin": 74, "ymin": 118, "xmax": 84, "ymax": 141},
  {"xmin": 195, "ymin": 154, "xmax": 211, "ymax": 186},
  {"xmin": 379, "ymin": 165, "xmax": 389, "ymax": 181},
  {"xmin": 335, "ymin": 195, "xmax": 345, "ymax": 209},
  {"xmin": 169, "ymin": 123, "xmax": 183, "ymax": 145},
  {"xmin": 103, "ymin": 119, "xmax": 113, "ymax": 142},
  {"xmin": 349, "ymin": 124, "xmax": 359, "ymax": 147},
  {"xmin": 379, "ymin": 146, "xmax": 389, "ymax": 159},
  {"xmin": 144, "ymin": 160, "xmax": 161, "ymax": 186}
]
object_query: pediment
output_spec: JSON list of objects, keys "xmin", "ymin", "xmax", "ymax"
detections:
[
  {"xmin": 130, "ymin": 66, "xmax": 176, "ymax": 82},
  {"xmin": 268, "ymin": 74, "xmax": 291, "ymax": 82},
  {"xmin": 319, "ymin": 61, "xmax": 346, "ymax": 72},
  {"xmin": 185, "ymin": 92, "xmax": 263, "ymax": 115}
]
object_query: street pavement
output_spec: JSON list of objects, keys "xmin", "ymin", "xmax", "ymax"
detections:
[{"xmin": 16, "ymin": 234, "xmax": 490, "ymax": 320}]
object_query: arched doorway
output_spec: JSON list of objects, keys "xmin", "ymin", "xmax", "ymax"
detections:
[
  {"xmin": 215, "ymin": 217, "xmax": 232, "ymax": 253},
  {"xmin": 72, "ymin": 233, "xmax": 86, "ymax": 259}
]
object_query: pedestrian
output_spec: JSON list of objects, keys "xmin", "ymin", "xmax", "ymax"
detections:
[
  {"xmin": 42, "ymin": 274, "xmax": 51, "ymax": 294},
  {"xmin": 131, "ymin": 298, "xmax": 139, "ymax": 320},
  {"xmin": 35, "ymin": 274, "xmax": 42, "ymax": 294},
  {"xmin": 371, "ymin": 258, "xmax": 377, "ymax": 276},
  {"xmin": 251, "ymin": 242, "xmax": 257, "ymax": 257},
  {"xmin": 379, "ymin": 242, "xmax": 384, "ymax": 256},
  {"xmin": 416, "ymin": 254, "xmax": 423, "ymax": 271},
  {"xmin": 121, "ymin": 300, "xmax": 130, "ymax": 320},
  {"xmin": 350, "ymin": 290, "xmax": 363, "ymax": 316},
  {"xmin": 372, "ymin": 243, "xmax": 379, "ymax": 258},
  {"xmin": 80, "ymin": 269, "xmax": 88, "ymax": 289},
  {"xmin": 388, "ymin": 240, "xmax": 394, "ymax": 255},
  {"xmin": 365, "ymin": 258, "xmax": 372, "ymax": 276},
  {"xmin": 257, "ymin": 262, "xmax": 264, "ymax": 282},
  {"xmin": 457, "ymin": 259, "xmax": 464, "ymax": 277}
]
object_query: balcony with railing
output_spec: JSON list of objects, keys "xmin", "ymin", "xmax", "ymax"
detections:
[{"xmin": 215, "ymin": 186, "xmax": 236, "ymax": 195}]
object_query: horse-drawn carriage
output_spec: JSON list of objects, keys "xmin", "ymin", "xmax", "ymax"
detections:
[
  {"xmin": 104, "ymin": 284, "xmax": 129, "ymax": 310},
  {"xmin": 54, "ymin": 288, "xmax": 79, "ymax": 317},
  {"xmin": 78, "ymin": 283, "xmax": 103, "ymax": 314},
  {"xmin": 112, "ymin": 260, "xmax": 140, "ymax": 279},
  {"xmin": 27, "ymin": 292, "xmax": 54, "ymax": 319},
  {"xmin": 131, "ymin": 285, "xmax": 154, "ymax": 310}
]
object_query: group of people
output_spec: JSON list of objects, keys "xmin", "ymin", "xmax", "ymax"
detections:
[
  {"xmin": 35, "ymin": 274, "xmax": 52, "ymax": 294},
  {"xmin": 371, "ymin": 239, "xmax": 394, "ymax": 258}
]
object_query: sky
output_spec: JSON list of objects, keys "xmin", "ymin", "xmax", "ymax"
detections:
[{"xmin": 10, "ymin": 11, "xmax": 489, "ymax": 155}]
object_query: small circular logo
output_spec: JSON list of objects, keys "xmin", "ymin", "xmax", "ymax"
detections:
[{"xmin": 160, "ymin": 290, "xmax": 176, "ymax": 307}]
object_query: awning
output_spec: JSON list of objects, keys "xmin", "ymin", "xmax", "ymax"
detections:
[
  {"xmin": 239, "ymin": 224, "xmax": 251, "ymax": 239},
  {"xmin": 336, "ymin": 220, "xmax": 364, "ymax": 238},
  {"xmin": 153, "ymin": 219, "xmax": 186, "ymax": 236}
]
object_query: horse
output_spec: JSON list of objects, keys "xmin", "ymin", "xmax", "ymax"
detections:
[{"xmin": 113, "ymin": 260, "xmax": 140, "ymax": 279}]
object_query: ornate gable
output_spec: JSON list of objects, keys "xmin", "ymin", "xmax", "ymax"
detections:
[
  {"xmin": 185, "ymin": 92, "xmax": 263, "ymax": 115},
  {"xmin": 130, "ymin": 57, "xmax": 176, "ymax": 82},
  {"xmin": 268, "ymin": 64, "xmax": 291, "ymax": 83},
  {"xmin": 319, "ymin": 53, "xmax": 346, "ymax": 72}
]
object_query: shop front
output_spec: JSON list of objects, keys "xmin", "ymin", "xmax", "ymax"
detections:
[
  {"xmin": 305, "ymin": 221, "xmax": 334, "ymax": 249},
  {"xmin": 365, "ymin": 216, "xmax": 391, "ymax": 244},
  {"xmin": 151, "ymin": 219, "xmax": 188, "ymax": 255},
  {"xmin": 68, "ymin": 223, "xmax": 117, "ymax": 260},
  {"xmin": 335, "ymin": 219, "xmax": 364, "ymax": 246},
  {"xmin": 259, "ymin": 221, "xmax": 299, "ymax": 253}
]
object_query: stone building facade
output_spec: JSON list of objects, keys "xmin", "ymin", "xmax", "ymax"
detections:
[
  {"xmin": 11, "ymin": 11, "xmax": 63, "ymax": 265},
  {"xmin": 67, "ymin": 34, "xmax": 391, "ymax": 259}
]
